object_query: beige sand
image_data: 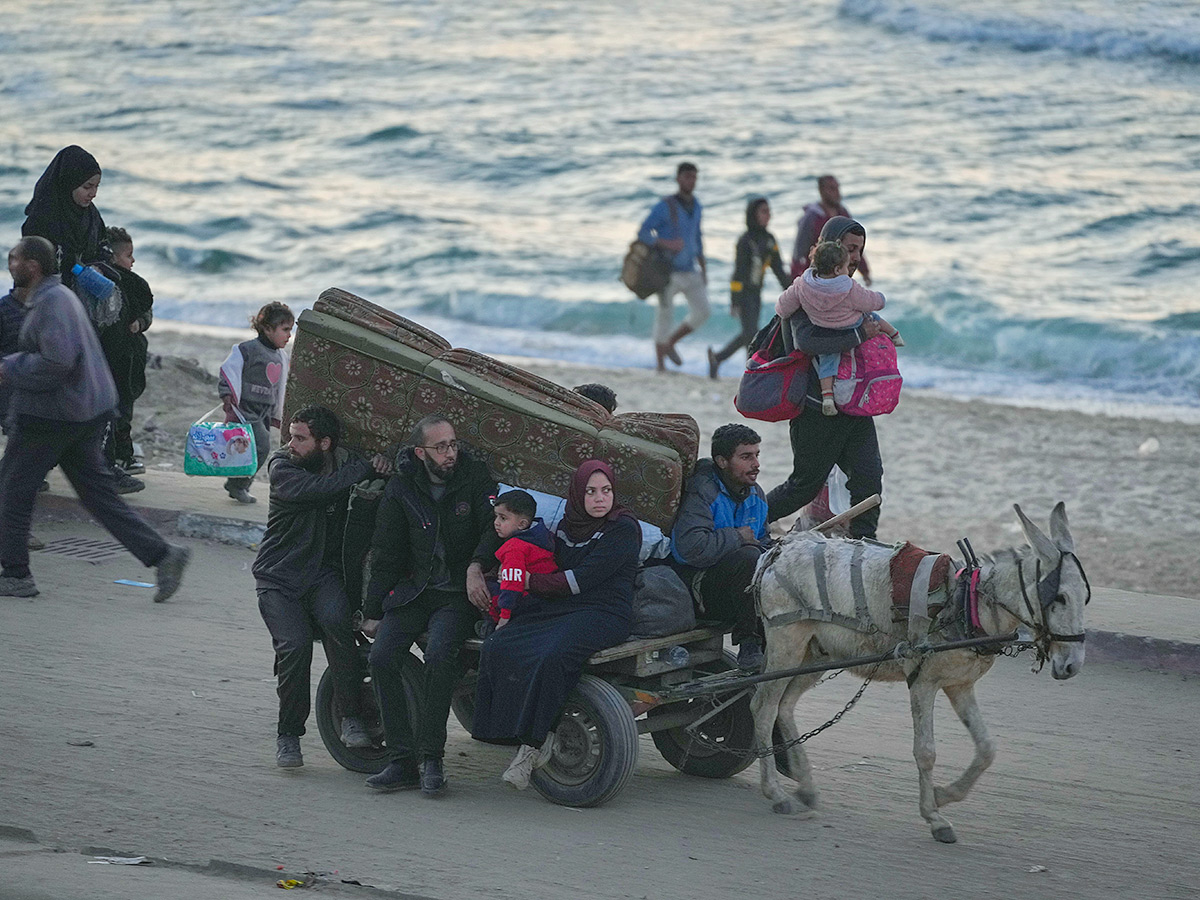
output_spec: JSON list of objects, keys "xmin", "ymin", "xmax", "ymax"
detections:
[{"xmin": 140, "ymin": 321, "xmax": 1200, "ymax": 599}]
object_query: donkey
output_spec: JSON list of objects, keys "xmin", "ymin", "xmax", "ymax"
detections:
[{"xmin": 750, "ymin": 503, "xmax": 1088, "ymax": 843}]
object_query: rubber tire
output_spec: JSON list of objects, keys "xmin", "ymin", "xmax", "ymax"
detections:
[
  {"xmin": 315, "ymin": 651, "xmax": 423, "ymax": 775},
  {"xmin": 529, "ymin": 674, "xmax": 639, "ymax": 808},
  {"xmin": 650, "ymin": 651, "xmax": 756, "ymax": 779},
  {"xmin": 450, "ymin": 686, "xmax": 476, "ymax": 734}
]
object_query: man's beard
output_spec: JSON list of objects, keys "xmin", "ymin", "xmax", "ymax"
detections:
[
  {"xmin": 292, "ymin": 447, "xmax": 327, "ymax": 472},
  {"xmin": 424, "ymin": 456, "xmax": 456, "ymax": 482}
]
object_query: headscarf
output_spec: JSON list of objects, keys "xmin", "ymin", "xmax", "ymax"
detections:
[
  {"xmin": 818, "ymin": 215, "xmax": 866, "ymax": 248},
  {"xmin": 745, "ymin": 197, "xmax": 769, "ymax": 234},
  {"xmin": 559, "ymin": 459, "xmax": 639, "ymax": 543},
  {"xmin": 21, "ymin": 145, "xmax": 106, "ymax": 273}
]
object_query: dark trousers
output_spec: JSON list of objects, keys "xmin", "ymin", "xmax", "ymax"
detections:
[
  {"xmin": 225, "ymin": 419, "xmax": 270, "ymax": 493},
  {"xmin": 256, "ymin": 569, "xmax": 364, "ymax": 737},
  {"xmin": 713, "ymin": 295, "xmax": 762, "ymax": 364},
  {"xmin": 766, "ymin": 411, "xmax": 883, "ymax": 539},
  {"xmin": 0, "ymin": 416, "xmax": 169, "ymax": 579},
  {"xmin": 369, "ymin": 590, "xmax": 477, "ymax": 762},
  {"xmin": 680, "ymin": 544, "xmax": 764, "ymax": 646}
]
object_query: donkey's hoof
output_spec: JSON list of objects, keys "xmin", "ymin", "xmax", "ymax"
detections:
[
  {"xmin": 794, "ymin": 788, "xmax": 819, "ymax": 809},
  {"xmin": 932, "ymin": 824, "xmax": 957, "ymax": 844},
  {"xmin": 772, "ymin": 799, "xmax": 799, "ymax": 815}
]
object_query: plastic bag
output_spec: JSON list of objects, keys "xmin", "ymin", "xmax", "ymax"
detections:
[{"xmin": 184, "ymin": 406, "xmax": 257, "ymax": 477}]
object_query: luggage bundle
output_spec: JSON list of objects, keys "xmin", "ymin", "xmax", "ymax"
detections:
[{"xmin": 285, "ymin": 289, "xmax": 699, "ymax": 530}]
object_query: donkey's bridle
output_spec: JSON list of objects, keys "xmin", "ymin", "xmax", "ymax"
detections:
[{"xmin": 1014, "ymin": 550, "xmax": 1090, "ymax": 645}]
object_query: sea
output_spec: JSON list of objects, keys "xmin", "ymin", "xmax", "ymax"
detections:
[{"xmin": 2, "ymin": 0, "xmax": 1199, "ymax": 420}]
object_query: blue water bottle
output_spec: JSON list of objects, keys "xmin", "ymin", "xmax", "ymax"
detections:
[{"xmin": 72, "ymin": 263, "xmax": 115, "ymax": 302}]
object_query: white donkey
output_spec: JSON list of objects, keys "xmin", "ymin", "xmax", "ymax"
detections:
[{"xmin": 751, "ymin": 503, "xmax": 1088, "ymax": 843}]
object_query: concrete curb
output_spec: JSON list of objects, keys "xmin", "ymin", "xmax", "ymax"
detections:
[
  {"xmin": 176, "ymin": 512, "xmax": 265, "ymax": 547},
  {"xmin": 1085, "ymin": 629, "xmax": 1200, "ymax": 676}
]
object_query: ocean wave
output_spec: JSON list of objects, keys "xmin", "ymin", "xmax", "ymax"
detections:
[
  {"xmin": 352, "ymin": 124, "xmax": 422, "ymax": 145},
  {"xmin": 841, "ymin": 0, "xmax": 1200, "ymax": 66},
  {"xmin": 156, "ymin": 246, "xmax": 259, "ymax": 273}
]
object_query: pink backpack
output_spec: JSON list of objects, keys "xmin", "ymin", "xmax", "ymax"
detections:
[{"xmin": 833, "ymin": 335, "xmax": 902, "ymax": 416}]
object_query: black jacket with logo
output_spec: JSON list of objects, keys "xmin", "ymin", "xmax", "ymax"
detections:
[{"xmin": 362, "ymin": 444, "xmax": 497, "ymax": 620}]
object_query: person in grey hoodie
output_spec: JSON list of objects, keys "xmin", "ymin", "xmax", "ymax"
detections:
[
  {"xmin": 0, "ymin": 236, "xmax": 189, "ymax": 599},
  {"xmin": 669, "ymin": 423, "xmax": 772, "ymax": 671}
]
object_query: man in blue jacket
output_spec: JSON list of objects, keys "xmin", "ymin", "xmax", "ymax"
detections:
[
  {"xmin": 638, "ymin": 162, "xmax": 710, "ymax": 372},
  {"xmin": 670, "ymin": 423, "xmax": 771, "ymax": 671}
]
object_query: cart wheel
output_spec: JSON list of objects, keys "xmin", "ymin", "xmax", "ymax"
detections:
[
  {"xmin": 530, "ymin": 675, "xmax": 638, "ymax": 808},
  {"xmin": 315, "ymin": 651, "xmax": 422, "ymax": 775},
  {"xmin": 450, "ymin": 686, "xmax": 476, "ymax": 733},
  {"xmin": 650, "ymin": 650, "xmax": 756, "ymax": 779}
]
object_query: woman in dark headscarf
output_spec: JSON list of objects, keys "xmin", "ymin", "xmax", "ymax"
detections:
[
  {"xmin": 707, "ymin": 196, "xmax": 790, "ymax": 379},
  {"xmin": 471, "ymin": 459, "xmax": 641, "ymax": 790},
  {"xmin": 21, "ymin": 146, "xmax": 106, "ymax": 288}
]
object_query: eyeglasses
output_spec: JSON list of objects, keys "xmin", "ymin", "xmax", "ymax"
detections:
[{"xmin": 418, "ymin": 440, "xmax": 459, "ymax": 455}]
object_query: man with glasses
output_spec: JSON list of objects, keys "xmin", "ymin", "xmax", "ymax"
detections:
[{"xmin": 360, "ymin": 415, "xmax": 497, "ymax": 796}]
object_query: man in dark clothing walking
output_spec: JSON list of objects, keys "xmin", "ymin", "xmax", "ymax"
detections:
[
  {"xmin": 0, "ymin": 236, "xmax": 189, "ymax": 599},
  {"xmin": 671, "ymin": 424, "xmax": 772, "ymax": 671},
  {"xmin": 251, "ymin": 404, "xmax": 393, "ymax": 768},
  {"xmin": 708, "ymin": 197, "xmax": 791, "ymax": 378},
  {"xmin": 768, "ymin": 216, "xmax": 884, "ymax": 540},
  {"xmin": 360, "ymin": 415, "xmax": 497, "ymax": 796}
]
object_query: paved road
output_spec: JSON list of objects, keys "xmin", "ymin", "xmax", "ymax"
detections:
[{"xmin": 1, "ymin": 522, "xmax": 1196, "ymax": 899}]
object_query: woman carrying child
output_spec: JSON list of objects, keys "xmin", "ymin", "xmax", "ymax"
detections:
[
  {"xmin": 217, "ymin": 302, "xmax": 293, "ymax": 504},
  {"xmin": 471, "ymin": 460, "xmax": 641, "ymax": 790},
  {"xmin": 776, "ymin": 239, "xmax": 902, "ymax": 415}
]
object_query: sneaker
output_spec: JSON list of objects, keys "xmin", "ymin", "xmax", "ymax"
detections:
[
  {"xmin": 27, "ymin": 534, "xmax": 44, "ymax": 551},
  {"xmin": 419, "ymin": 758, "xmax": 446, "ymax": 796},
  {"xmin": 0, "ymin": 575, "xmax": 38, "ymax": 598},
  {"xmin": 276, "ymin": 735, "xmax": 303, "ymax": 768},
  {"xmin": 706, "ymin": 346, "xmax": 719, "ymax": 380},
  {"xmin": 502, "ymin": 744, "xmax": 539, "ymax": 791},
  {"xmin": 113, "ymin": 469, "xmax": 146, "ymax": 494},
  {"xmin": 227, "ymin": 488, "xmax": 257, "ymax": 504},
  {"xmin": 821, "ymin": 396, "xmax": 837, "ymax": 417},
  {"xmin": 340, "ymin": 716, "xmax": 373, "ymax": 749},
  {"xmin": 737, "ymin": 638, "xmax": 766, "ymax": 672},
  {"xmin": 154, "ymin": 545, "xmax": 191, "ymax": 603},
  {"xmin": 366, "ymin": 759, "xmax": 420, "ymax": 792},
  {"xmin": 118, "ymin": 458, "xmax": 146, "ymax": 476}
]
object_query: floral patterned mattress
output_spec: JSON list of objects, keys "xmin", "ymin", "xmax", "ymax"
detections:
[{"xmin": 285, "ymin": 288, "xmax": 699, "ymax": 529}]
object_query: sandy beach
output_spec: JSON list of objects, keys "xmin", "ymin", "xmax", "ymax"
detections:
[{"xmin": 134, "ymin": 318, "xmax": 1199, "ymax": 601}]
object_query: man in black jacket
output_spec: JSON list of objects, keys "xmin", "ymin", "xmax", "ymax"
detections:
[
  {"xmin": 360, "ymin": 415, "xmax": 497, "ymax": 796},
  {"xmin": 767, "ymin": 216, "xmax": 884, "ymax": 539},
  {"xmin": 252, "ymin": 405, "xmax": 393, "ymax": 768}
]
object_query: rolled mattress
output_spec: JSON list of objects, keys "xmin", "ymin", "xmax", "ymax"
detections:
[{"xmin": 285, "ymin": 288, "xmax": 698, "ymax": 529}]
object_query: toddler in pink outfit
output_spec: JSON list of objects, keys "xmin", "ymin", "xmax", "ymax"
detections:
[{"xmin": 776, "ymin": 240, "xmax": 902, "ymax": 415}]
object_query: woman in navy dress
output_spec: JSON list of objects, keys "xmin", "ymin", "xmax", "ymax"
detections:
[{"xmin": 471, "ymin": 459, "xmax": 641, "ymax": 789}]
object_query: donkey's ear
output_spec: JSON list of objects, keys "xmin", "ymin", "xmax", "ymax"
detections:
[
  {"xmin": 1014, "ymin": 503, "xmax": 1058, "ymax": 568},
  {"xmin": 1048, "ymin": 502, "xmax": 1074, "ymax": 553}
]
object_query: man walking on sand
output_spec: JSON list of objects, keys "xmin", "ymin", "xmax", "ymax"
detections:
[
  {"xmin": 0, "ymin": 236, "xmax": 190, "ymax": 599},
  {"xmin": 638, "ymin": 162, "xmax": 710, "ymax": 372},
  {"xmin": 768, "ymin": 217, "xmax": 884, "ymax": 540},
  {"xmin": 790, "ymin": 175, "xmax": 871, "ymax": 284},
  {"xmin": 252, "ymin": 404, "xmax": 394, "ymax": 768}
]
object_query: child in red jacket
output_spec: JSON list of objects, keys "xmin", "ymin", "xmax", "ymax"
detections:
[{"xmin": 485, "ymin": 489, "xmax": 558, "ymax": 634}]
